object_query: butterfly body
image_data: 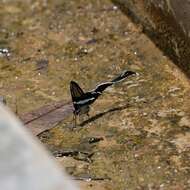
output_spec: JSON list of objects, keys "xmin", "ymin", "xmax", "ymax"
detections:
[
  {"xmin": 70, "ymin": 70, "xmax": 136, "ymax": 127},
  {"xmin": 71, "ymin": 84, "xmax": 100, "ymax": 116}
]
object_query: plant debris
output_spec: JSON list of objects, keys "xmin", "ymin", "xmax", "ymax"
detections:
[
  {"xmin": 73, "ymin": 176, "xmax": 111, "ymax": 181},
  {"xmin": 20, "ymin": 100, "xmax": 73, "ymax": 136},
  {"xmin": 53, "ymin": 149, "xmax": 94, "ymax": 163}
]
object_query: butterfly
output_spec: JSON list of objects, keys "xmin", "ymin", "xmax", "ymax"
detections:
[{"xmin": 70, "ymin": 70, "xmax": 136, "ymax": 127}]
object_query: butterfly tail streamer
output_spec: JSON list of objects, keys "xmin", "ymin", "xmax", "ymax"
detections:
[
  {"xmin": 93, "ymin": 82, "xmax": 113, "ymax": 93},
  {"xmin": 111, "ymin": 70, "xmax": 136, "ymax": 83},
  {"xmin": 93, "ymin": 70, "xmax": 136, "ymax": 94}
]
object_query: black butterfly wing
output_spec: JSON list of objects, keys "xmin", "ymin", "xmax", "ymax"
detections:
[
  {"xmin": 70, "ymin": 81, "xmax": 91, "ymax": 115},
  {"xmin": 70, "ymin": 81, "xmax": 84, "ymax": 102}
]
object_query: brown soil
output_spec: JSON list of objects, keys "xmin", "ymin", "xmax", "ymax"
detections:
[{"xmin": 0, "ymin": 0, "xmax": 190, "ymax": 189}]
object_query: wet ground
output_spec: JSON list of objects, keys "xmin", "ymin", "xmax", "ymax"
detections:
[{"xmin": 0, "ymin": 0, "xmax": 190, "ymax": 189}]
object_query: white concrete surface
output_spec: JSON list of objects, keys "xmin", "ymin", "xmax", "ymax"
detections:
[{"xmin": 0, "ymin": 104, "xmax": 79, "ymax": 190}]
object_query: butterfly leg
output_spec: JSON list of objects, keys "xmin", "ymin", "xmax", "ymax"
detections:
[
  {"xmin": 78, "ymin": 115, "xmax": 82, "ymax": 123},
  {"xmin": 86, "ymin": 106, "xmax": 90, "ymax": 120},
  {"xmin": 79, "ymin": 115, "xmax": 86, "ymax": 125},
  {"xmin": 73, "ymin": 113, "xmax": 77, "ymax": 128},
  {"xmin": 86, "ymin": 112, "xmax": 90, "ymax": 119}
]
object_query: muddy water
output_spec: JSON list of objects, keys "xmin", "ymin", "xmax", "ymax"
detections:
[{"xmin": 0, "ymin": 0, "xmax": 190, "ymax": 189}]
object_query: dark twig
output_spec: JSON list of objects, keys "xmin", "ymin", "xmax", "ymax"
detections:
[
  {"xmin": 73, "ymin": 176, "xmax": 111, "ymax": 181},
  {"xmin": 53, "ymin": 150, "xmax": 95, "ymax": 163},
  {"xmin": 88, "ymin": 137, "xmax": 104, "ymax": 144}
]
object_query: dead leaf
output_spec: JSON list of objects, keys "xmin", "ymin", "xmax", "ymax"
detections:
[{"xmin": 19, "ymin": 100, "xmax": 73, "ymax": 136}]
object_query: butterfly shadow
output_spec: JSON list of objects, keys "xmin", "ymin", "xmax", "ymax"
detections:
[{"xmin": 79, "ymin": 103, "xmax": 130, "ymax": 127}]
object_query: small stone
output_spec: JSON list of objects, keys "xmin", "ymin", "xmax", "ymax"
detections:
[
  {"xmin": 113, "ymin": 6, "xmax": 118, "ymax": 10},
  {"xmin": 0, "ymin": 48, "xmax": 11, "ymax": 58},
  {"xmin": 160, "ymin": 184, "xmax": 164, "ymax": 188},
  {"xmin": 179, "ymin": 116, "xmax": 190, "ymax": 127}
]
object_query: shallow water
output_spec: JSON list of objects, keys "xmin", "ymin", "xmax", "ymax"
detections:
[{"xmin": 0, "ymin": 0, "xmax": 190, "ymax": 189}]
